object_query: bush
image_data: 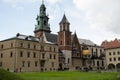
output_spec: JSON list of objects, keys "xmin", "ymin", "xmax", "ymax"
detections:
[
  {"xmin": 116, "ymin": 75, "xmax": 120, "ymax": 80},
  {"xmin": 0, "ymin": 68, "xmax": 24, "ymax": 80}
]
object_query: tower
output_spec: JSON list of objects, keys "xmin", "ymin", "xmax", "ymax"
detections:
[
  {"xmin": 34, "ymin": 1, "xmax": 51, "ymax": 38},
  {"xmin": 58, "ymin": 14, "xmax": 72, "ymax": 67}
]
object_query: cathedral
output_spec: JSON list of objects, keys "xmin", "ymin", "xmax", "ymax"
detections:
[{"xmin": 0, "ymin": 1, "xmax": 106, "ymax": 72}]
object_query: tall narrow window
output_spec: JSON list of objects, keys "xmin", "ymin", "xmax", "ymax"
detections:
[
  {"xmin": 27, "ymin": 52, "xmax": 30, "ymax": 58},
  {"xmin": 52, "ymin": 62, "xmax": 54, "ymax": 67},
  {"xmin": 96, "ymin": 49, "xmax": 98, "ymax": 56},
  {"xmin": 60, "ymin": 41, "xmax": 62, "ymax": 45},
  {"xmin": 28, "ymin": 61, "xmax": 30, "ymax": 67},
  {"xmin": 11, "ymin": 43, "xmax": 13, "ymax": 47},
  {"xmin": 35, "ymin": 61, "xmax": 38, "ymax": 67},
  {"xmin": 118, "ymin": 57, "xmax": 120, "ymax": 61},
  {"xmin": 102, "ymin": 61, "xmax": 104, "ymax": 66},
  {"xmin": 1, "ymin": 44, "xmax": 3, "ymax": 49},
  {"xmin": 114, "ymin": 58, "xmax": 116, "ymax": 61},
  {"xmin": 68, "ymin": 58, "xmax": 70, "ymax": 64},
  {"xmin": 33, "ymin": 52, "xmax": 36, "ymax": 58},
  {"xmin": 54, "ymin": 54, "xmax": 56, "ymax": 59},
  {"xmin": 109, "ymin": 52, "xmax": 111, "ymax": 55},
  {"xmin": 113, "ymin": 52, "xmax": 116, "ymax": 55},
  {"xmin": 10, "ymin": 52, "xmax": 13, "ymax": 57},
  {"xmin": 42, "ymin": 53, "xmax": 45, "ymax": 59},
  {"xmin": 97, "ymin": 61, "xmax": 99, "ymax": 66},
  {"xmin": 20, "ymin": 51, "xmax": 23, "ymax": 57},
  {"xmin": 54, "ymin": 48, "xmax": 56, "ymax": 52},
  {"xmin": 50, "ymin": 54, "xmax": 52, "ymax": 59},
  {"xmin": 38, "ymin": 21, "xmax": 40, "ymax": 25},
  {"xmin": 118, "ymin": 51, "xmax": 120, "ymax": 55},
  {"xmin": 22, "ymin": 61, "xmax": 25, "ymax": 67},
  {"xmin": 1, "ymin": 53, "xmax": 3, "ymax": 58},
  {"xmin": 34, "ymin": 45, "xmax": 36, "ymax": 49},
  {"xmin": 50, "ymin": 47, "xmax": 52, "ymax": 51},
  {"xmin": 109, "ymin": 58, "xmax": 112, "ymax": 61},
  {"xmin": 28, "ymin": 44, "xmax": 30, "ymax": 48},
  {"xmin": 20, "ymin": 43, "xmax": 23, "ymax": 47}
]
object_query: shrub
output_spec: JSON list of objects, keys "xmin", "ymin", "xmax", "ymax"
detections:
[{"xmin": 0, "ymin": 68, "xmax": 24, "ymax": 80}]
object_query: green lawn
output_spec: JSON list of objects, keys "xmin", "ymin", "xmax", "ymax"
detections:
[{"xmin": 18, "ymin": 71, "xmax": 120, "ymax": 80}]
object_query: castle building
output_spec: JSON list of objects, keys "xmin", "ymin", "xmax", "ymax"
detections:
[
  {"xmin": 101, "ymin": 39, "xmax": 120, "ymax": 69},
  {"xmin": 0, "ymin": 1, "xmax": 106, "ymax": 72}
]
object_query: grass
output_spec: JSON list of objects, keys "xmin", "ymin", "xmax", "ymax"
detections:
[
  {"xmin": 0, "ymin": 69, "xmax": 23, "ymax": 80},
  {"xmin": 18, "ymin": 71, "xmax": 120, "ymax": 80}
]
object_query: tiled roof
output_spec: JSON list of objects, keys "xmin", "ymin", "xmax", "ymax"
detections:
[
  {"xmin": 59, "ymin": 14, "xmax": 69, "ymax": 24},
  {"xmin": 44, "ymin": 33, "xmax": 57, "ymax": 44},
  {"xmin": 101, "ymin": 38, "xmax": 120, "ymax": 49},
  {"xmin": 78, "ymin": 38, "xmax": 96, "ymax": 46},
  {"xmin": 0, "ymin": 33, "xmax": 39, "ymax": 42}
]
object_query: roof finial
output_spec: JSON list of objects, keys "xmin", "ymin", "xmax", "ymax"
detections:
[{"xmin": 42, "ymin": 0, "xmax": 44, "ymax": 4}]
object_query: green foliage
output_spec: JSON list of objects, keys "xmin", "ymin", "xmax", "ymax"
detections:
[
  {"xmin": 0, "ymin": 69, "xmax": 24, "ymax": 80},
  {"xmin": 18, "ymin": 71, "xmax": 120, "ymax": 80}
]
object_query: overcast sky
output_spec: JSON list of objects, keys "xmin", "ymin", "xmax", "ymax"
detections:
[{"xmin": 0, "ymin": 0, "xmax": 120, "ymax": 45}]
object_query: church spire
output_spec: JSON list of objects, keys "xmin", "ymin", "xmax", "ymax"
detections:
[
  {"xmin": 59, "ymin": 14, "xmax": 70, "ymax": 31},
  {"xmin": 42, "ymin": 0, "xmax": 44, "ymax": 4},
  {"xmin": 34, "ymin": 0, "xmax": 51, "ymax": 37},
  {"xmin": 60, "ymin": 14, "xmax": 70, "ymax": 24}
]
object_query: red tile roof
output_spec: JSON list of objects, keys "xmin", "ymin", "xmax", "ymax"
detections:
[{"xmin": 101, "ymin": 38, "xmax": 120, "ymax": 49}]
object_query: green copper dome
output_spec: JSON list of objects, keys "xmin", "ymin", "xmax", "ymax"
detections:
[{"xmin": 34, "ymin": 1, "xmax": 51, "ymax": 33}]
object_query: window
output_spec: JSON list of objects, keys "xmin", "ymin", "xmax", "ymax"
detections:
[
  {"xmin": 54, "ymin": 48, "xmax": 56, "ymax": 52},
  {"xmin": 1, "ymin": 44, "xmax": 3, "ymax": 49},
  {"xmin": 52, "ymin": 62, "xmax": 54, "ymax": 67},
  {"xmin": 102, "ymin": 61, "xmax": 104, "ymax": 66},
  {"xmin": 34, "ymin": 45, "xmax": 36, "ymax": 49},
  {"xmin": 38, "ymin": 21, "xmax": 40, "ymax": 25},
  {"xmin": 20, "ymin": 51, "xmax": 23, "ymax": 57},
  {"xmin": 96, "ymin": 49, "xmax": 98, "ymax": 54},
  {"xmin": 97, "ymin": 61, "xmax": 99, "ymax": 66},
  {"xmin": 28, "ymin": 61, "xmax": 30, "ymax": 67},
  {"xmin": 114, "ymin": 58, "xmax": 116, "ymax": 61},
  {"xmin": 93, "ymin": 60, "xmax": 95, "ymax": 66},
  {"xmin": 35, "ymin": 61, "xmax": 38, "ymax": 67},
  {"xmin": 28, "ymin": 44, "xmax": 30, "ymax": 48},
  {"xmin": 50, "ymin": 54, "xmax": 52, "ymax": 59},
  {"xmin": 41, "ymin": 46, "xmax": 44, "ymax": 51},
  {"xmin": 117, "ymin": 51, "xmax": 120, "ymax": 55},
  {"xmin": 68, "ymin": 58, "xmax": 70, "ymax": 64},
  {"xmin": 109, "ymin": 58, "xmax": 112, "ymax": 61},
  {"xmin": 113, "ymin": 52, "xmax": 116, "ymax": 55},
  {"xmin": 100, "ymin": 49, "xmax": 102, "ymax": 54},
  {"xmin": 27, "ymin": 52, "xmax": 30, "ymax": 58},
  {"xmin": 10, "ymin": 52, "xmax": 13, "ymax": 57},
  {"xmin": 91, "ymin": 48, "xmax": 93, "ymax": 54},
  {"xmin": 33, "ymin": 52, "xmax": 36, "ymax": 58},
  {"xmin": 109, "ymin": 52, "xmax": 111, "ymax": 55},
  {"xmin": 22, "ymin": 61, "xmax": 25, "ymax": 67},
  {"xmin": 0, "ymin": 62, "xmax": 2, "ymax": 67},
  {"xmin": 42, "ymin": 53, "xmax": 45, "ymax": 59},
  {"xmin": 60, "ymin": 41, "xmax": 62, "ymax": 45},
  {"xmin": 50, "ymin": 47, "xmax": 52, "ymax": 51},
  {"xmin": 54, "ymin": 54, "xmax": 56, "ymax": 59},
  {"xmin": 11, "ymin": 43, "xmax": 13, "ymax": 47},
  {"xmin": 118, "ymin": 57, "xmax": 120, "ymax": 61},
  {"xmin": 0, "ymin": 54, "xmax": 3, "ymax": 58},
  {"xmin": 44, "ymin": 20, "xmax": 46, "ymax": 25},
  {"xmin": 20, "ymin": 43, "xmax": 23, "ymax": 47}
]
